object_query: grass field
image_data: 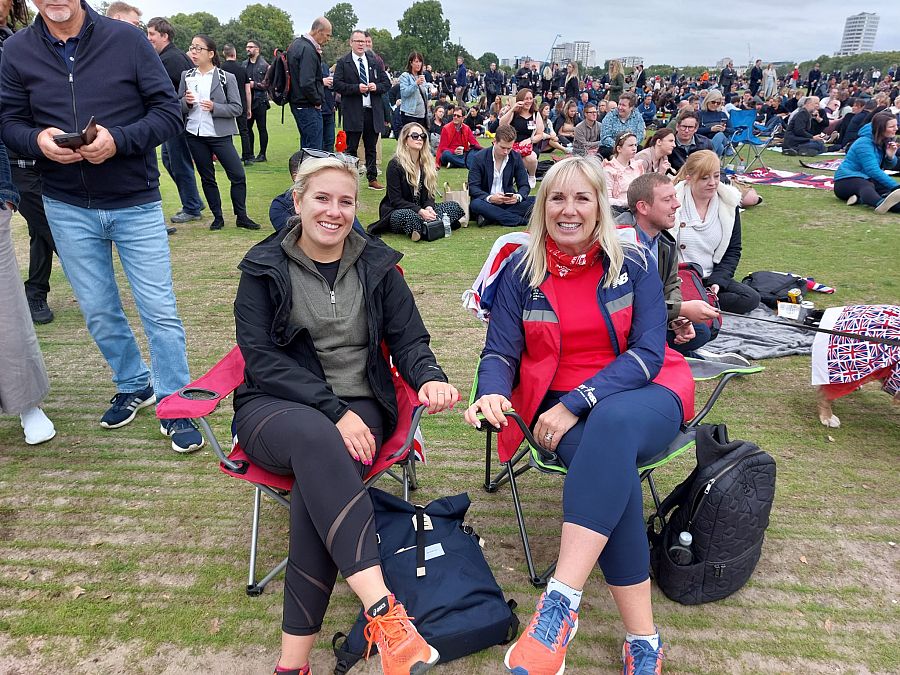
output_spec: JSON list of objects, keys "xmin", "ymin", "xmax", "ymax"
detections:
[{"xmin": 1, "ymin": 108, "xmax": 898, "ymax": 675}]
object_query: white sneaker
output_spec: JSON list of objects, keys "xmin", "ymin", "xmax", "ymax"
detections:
[
  {"xmin": 846, "ymin": 195, "xmax": 858, "ymax": 206},
  {"xmin": 694, "ymin": 348, "xmax": 752, "ymax": 368},
  {"xmin": 874, "ymin": 189, "xmax": 900, "ymax": 214},
  {"xmin": 20, "ymin": 407, "xmax": 56, "ymax": 445},
  {"xmin": 528, "ymin": 175, "xmax": 536, "ymax": 189}
]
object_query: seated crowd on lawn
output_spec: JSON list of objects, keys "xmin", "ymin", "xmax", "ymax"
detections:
[{"xmin": 1, "ymin": 3, "xmax": 899, "ymax": 674}]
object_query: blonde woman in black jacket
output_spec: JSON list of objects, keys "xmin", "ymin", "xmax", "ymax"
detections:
[{"xmin": 178, "ymin": 34, "xmax": 259, "ymax": 230}]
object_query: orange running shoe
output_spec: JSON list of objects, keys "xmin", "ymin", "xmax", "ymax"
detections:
[
  {"xmin": 504, "ymin": 590, "xmax": 578, "ymax": 675},
  {"xmin": 622, "ymin": 636, "xmax": 664, "ymax": 675},
  {"xmin": 363, "ymin": 594, "xmax": 439, "ymax": 674}
]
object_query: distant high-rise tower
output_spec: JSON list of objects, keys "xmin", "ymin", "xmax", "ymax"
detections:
[{"xmin": 835, "ymin": 12, "xmax": 879, "ymax": 56}]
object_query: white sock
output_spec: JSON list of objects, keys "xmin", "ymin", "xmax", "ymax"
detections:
[
  {"xmin": 545, "ymin": 577, "xmax": 583, "ymax": 612},
  {"xmin": 626, "ymin": 631, "xmax": 660, "ymax": 651},
  {"xmin": 20, "ymin": 407, "xmax": 56, "ymax": 445}
]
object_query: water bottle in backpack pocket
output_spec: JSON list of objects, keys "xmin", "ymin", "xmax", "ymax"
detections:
[{"xmin": 648, "ymin": 424, "xmax": 776, "ymax": 605}]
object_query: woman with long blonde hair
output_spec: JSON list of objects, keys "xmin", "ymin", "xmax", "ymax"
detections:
[
  {"xmin": 608, "ymin": 59, "xmax": 625, "ymax": 102},
  {"xmin": 466, "ymin": 156, "xmax": 694, "ymax": 674},
  {"xmin": 369, "ymin": 123, "xmax": 465, "ymax": 239}
]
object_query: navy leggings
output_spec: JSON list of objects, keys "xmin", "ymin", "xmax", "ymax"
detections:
[
  {"xmin": 235, "ymin": 396, "xmax": 385, "ymax": 636},
  {"xmin": 539, "ymin": 384, "xmax": 682, "ymax": 586}
]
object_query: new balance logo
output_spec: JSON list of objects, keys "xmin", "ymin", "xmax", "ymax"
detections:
[
  {"xmin": 575, "ymin": 384, "xmax": 597, "ymax": 406},
  {"xmin": 611, "ymin": 271, "xmax": 629, "ymax": 288}
]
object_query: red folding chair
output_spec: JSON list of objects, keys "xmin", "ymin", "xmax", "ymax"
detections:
[{"xmin": 156, "ymin": 345, "xmax": 426, "ymax": 596}]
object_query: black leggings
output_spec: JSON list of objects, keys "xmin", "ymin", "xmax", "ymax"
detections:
[
  {"xmin": 185, "ymin": 133, "xmax": 247, "ymax": 220},
  {"xmin": 235, "ymin": 396, "xmax": 385, "ymax": 636},
  {"xmin": 834, "ymin": 177, "xmax": 900, "ymax": 211},
  {"xmin": 705, "ymin": 275, "xmax": 760, "ymax": 315}
]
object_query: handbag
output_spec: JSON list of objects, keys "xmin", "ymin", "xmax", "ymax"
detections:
[
  {"xmin": 512, "ymin": 141, "xmax": 533, "ymax": 157},
  {"xmin": 420, "ymin": 219, "xmax": 446, "ymax": 242},
  {"xmin": 443, "ymin": 181, "xmax": 470, "ymax": 225},
  {"xmin": 677, "ymin": 262, "xmax": 722, "ymax": 339},
  {"xmin": 332, "ymin": 488, "xmax": 519, "ymax": 672}
]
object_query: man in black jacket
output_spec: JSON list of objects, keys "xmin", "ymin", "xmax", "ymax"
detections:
[
  {"xmin": 669, "ymin": 111, "xmax": 714, "ymax": 171},
  {"xmin": 0, "ymin": 0, "xmax": 203, "ymax": 453},
  {"xmin": 147, "ymin": 16, "xmax": 205, "ymax": 225},
  {"xmin": 333, "ymin": 30, "xmax": 390, "ymax": 190},
  {"xmin": 287, "ymin": 16, "xmax": 331, "ymax": 152},
  {"xmin": 221, "ymin": 43, "xmax": 253, "ymax": 164},
  {"xmin": 485, "ymin": 62, "xmax": 503, "ymax": 102},
  {"xmin": 748, "ymin": 59, "xmax": 763, "ymax": 97},
  {"xmin": 243, "ymin": 40, "xmax": 269, "ymax": 161}
]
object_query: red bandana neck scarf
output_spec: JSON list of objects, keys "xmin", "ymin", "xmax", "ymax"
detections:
[{"xmin": 544, "ymin": 236, "xmax": 602, "ymax": 278}]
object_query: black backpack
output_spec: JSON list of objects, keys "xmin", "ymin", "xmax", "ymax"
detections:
[
  {"xmin": 742, "ymin": 271, "xmax": 806, "ymax": 309},
  {"xmin": 268, "ymin": 46, "xmax": 292, "ymax": 106},
  {"xmin": 332, "ymin": 488, "xmax": 518, "ymax": 673},
  {"xmin": 648, "ymin": 424, "xmax": 776, "ymax": 605}
]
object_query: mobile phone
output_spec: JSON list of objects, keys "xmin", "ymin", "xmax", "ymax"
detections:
[
  {"xmin": 503, "ymin": 192, "xmax": 516, "ymax": 197},
  {"xmin": 53, "ymin": 116, "xmax": 97, "ymax": 149}
]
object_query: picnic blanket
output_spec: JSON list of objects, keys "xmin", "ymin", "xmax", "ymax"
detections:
[
  {"xmin": 811, "ymin": 305, "xmax": 900, "ymax": 396},
  {"xmin": 735, "ymin": 168, "xmax": 834, "ymax": 190},
  {"xmin": 801, "ymin": 158, "xmax": 898, "ymax": 176},
  {"xmin": 701, "ymin": 305, "xmax": 815, "ymax": 360},
  {"xmin": 769, "ymin": 147, "xmax": 845, "ymax": 157}
]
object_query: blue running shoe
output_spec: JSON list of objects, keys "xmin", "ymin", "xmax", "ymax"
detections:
[
  {"xmin": 622, "ymin": 636, "xmax": 664, "ymax": 675},
  {"xmin": 161, "ymin": 418, "xmax": 205, "ymax": 454},
  {"xmin": 100, "ymin": 385, "xmax": 155, "ymax": 429}
]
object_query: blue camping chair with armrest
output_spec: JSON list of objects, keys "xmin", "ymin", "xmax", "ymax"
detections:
[
  {"xmin": 476, "ymin": 358, "xmax": 763, "ymax": 587},
  {"xmin": 723, "ymin": 108, "xmax": 771, "ymax": 173}
]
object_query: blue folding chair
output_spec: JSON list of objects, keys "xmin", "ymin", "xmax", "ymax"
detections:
[{"xmin": 723, "ymin": 108, "xmax": 771, "ymax": 173}]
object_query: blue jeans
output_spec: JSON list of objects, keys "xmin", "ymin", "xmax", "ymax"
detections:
[
  {"xmin": 440, "ymin": 149, "xmax": 475, "ymax": 169},
  {"xmin": 42, "ymin": 197, "xmax": 190, "ymax": 400},
  {"xmin": 292, "ymin": 106, "xmax": 324, "ymax": 151},
  {"xmin": 710, "ymin": 131, "xmax": 727, "ymax": 156},
  {"xmin": 160, "ymin": 131, "xmax": 204, "ymax": 216},
  {"xmin": 322, "ymin": 112, "xmax": 336, "ymax": 153}
]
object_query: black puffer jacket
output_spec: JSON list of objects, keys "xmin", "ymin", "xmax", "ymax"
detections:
[{"xmin": 233, "ymin": 227, "xmax": 447, "ymax": 434}]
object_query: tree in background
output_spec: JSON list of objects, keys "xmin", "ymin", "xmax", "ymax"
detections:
[
  {"xmin": 323, "ymin": 2, "xmax": 358, "ymax": 65},
  {"xmin": 397, "ymin": 0, "xmax": 450, "ymax": 69},
  {"xmin": 477, "ymin": 52, "xmax": 500, "ymax": 72},
  {"xmin": 168, "ymin": 12, "xmax": 221, "ymax": 52},
  {"xmin": 239, "ymin": 3, "xmax": 293, "ymax": 53}
]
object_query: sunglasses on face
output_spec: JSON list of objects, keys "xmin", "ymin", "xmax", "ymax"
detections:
[
  {"xmin": 408, "ymin": 132, "xmax": 426, "ymax": 141},
  {"xmin": 452, "ymin": 113, "xmax": 464, "ymax": 118},
  {"xmin": 300, "ymin": 148, "xmax": 360, "ymax": 167}
]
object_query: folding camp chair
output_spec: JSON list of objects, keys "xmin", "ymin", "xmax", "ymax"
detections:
[
  {"xmin": 156, "ymin": 345, "xmax": 427, "ymax": 596},
  {"xmin": 477, "ymin": 358, "xmax": 763, "ymax": 587},
  {"xmin": 723, "ymin": 108, "xmax": 771, "ymax": 174}
]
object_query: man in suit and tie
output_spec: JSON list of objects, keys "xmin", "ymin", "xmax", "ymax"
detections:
[
  {"xmin": 468, "ymin": 124, "xmax": 535, "ymax": 227},
  {"xmin": 333, "ymin": 29, "xmax": 390, "ymax": 190}
]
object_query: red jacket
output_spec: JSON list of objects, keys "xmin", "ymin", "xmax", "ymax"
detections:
[
  {"xmin": 435, "ymin": 122, "xmax": 478, "ymax": 166},
  {"xmin": 477, "ymin": 251, "xmax": 695, "ymax": 462}
]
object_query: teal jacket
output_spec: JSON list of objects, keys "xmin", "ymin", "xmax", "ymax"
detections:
[{"xmin": 835, "ymin": 123, "xmax": 899, "ymax": 192}]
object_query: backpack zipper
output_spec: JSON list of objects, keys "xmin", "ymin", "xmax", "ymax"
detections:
[{"xmin": 687, "ymin": 450, "xmax": 764, "ymax": 530}]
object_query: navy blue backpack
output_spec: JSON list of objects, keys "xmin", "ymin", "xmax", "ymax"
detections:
[{"xmin": 332, "ymin": 488, "xmax": 518, "ymax": 672}]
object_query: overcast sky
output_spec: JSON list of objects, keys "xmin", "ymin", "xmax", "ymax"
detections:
[{"xmin": 146, "ymin": 1, "xmax": 900, "ymax": 67}]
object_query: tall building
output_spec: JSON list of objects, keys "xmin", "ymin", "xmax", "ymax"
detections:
[
  {"xmin": 835, "ymin": 12, "xmax": 879, "ymax": 56},
  {"xmin": 573, "ymin": 41, "xmax": 591, "ymax": 67},
  {"xmin": 618, "ymin": 56, "xmax": 643, "ymax": 68}
]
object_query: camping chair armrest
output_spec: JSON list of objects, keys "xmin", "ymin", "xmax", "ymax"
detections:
[
  {"xmin": 384, "ymin": 405, "xmax": 427, "ymax": 461},
  {"xmin": 157, "ymin": 346, "xmax": 246, "ymax": 420},
  {"xmin": 477, "ymin": 410, "xmax": 560, "ymax": 465}
]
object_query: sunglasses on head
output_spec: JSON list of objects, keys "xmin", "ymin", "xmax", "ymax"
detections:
[
  {"xmin": 408, "ymin": 132, "xmax": 426, "ymax": 140},
  {"xmin": 300, "ymin": 148, "xmax": 360, "ymax": 167}
]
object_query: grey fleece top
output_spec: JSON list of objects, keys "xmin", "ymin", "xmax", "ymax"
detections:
[{"xmin": 281, "ymin": 226, "xmax": 374, "ymax": 399}]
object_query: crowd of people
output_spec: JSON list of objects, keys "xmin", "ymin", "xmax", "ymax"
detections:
[{"xmin": 1, "ymin": 2, "xmax": 899, "ymax": 675}]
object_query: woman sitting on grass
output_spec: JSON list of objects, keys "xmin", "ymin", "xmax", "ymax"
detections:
[
  {"xmin": 369, "ymin": 123, "xmax": 465, "ymax": 240},
  {"xmin": 553, "ymin": 99, "xmax": 581, "ymax": 148},
  {"xmin": 673, "ymin": 150, "xmax": 760, "ymax": 314},
  {"xmin": 602, "ymin": 131, "xmax": 644, "ymax": 213},
  {"xmin": 500, "ymin": 88, "xmax": 544, "ymax": 188},
  {"xmin": 465, "ymin": 156, "xmax": 693, "ymax": 675},
  {"xmin": 634, "ymin": 127, "xmax": 676, "ymax": 176},
  {"xmin": 834, "ymin": 113, "xmax": 900, "ymax": 214},
  {"xmin": 533, "ymin": 101, "xmax": 570, "ymax": 155},
  {"xmin": 235, "ymin": 155, "xmax": 459, "ymax": 675}
]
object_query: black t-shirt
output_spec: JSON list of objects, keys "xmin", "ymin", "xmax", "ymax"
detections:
[
  {"xmin": 314, "ymin": 259, "xmax": 340, "ymax": 290},
  {"xmin": 221, "ymin": 60, "xmax": 249, "ymax": 89},
  {"xmin": 511, "ymin": 113, "xmax": 536, "ymax": 143}
]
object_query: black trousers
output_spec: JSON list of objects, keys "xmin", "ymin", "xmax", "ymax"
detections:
[
  {"xmin": 399, "ymin": 112, "xmax": 426, "ymax": 131},
  {"xmin": 834, "ymin": 177, "xmax": 900, "ymax": 211},
  {"xmin": 10, "ymin": 163, "xmax": 56, "ymax": 301},
  {"xmin": 185, "ymin": 134, "xmax": 247, "ymax": 219},
  {"xmin": 235, "ymin": 111, "xmax": 253, "ymax": 160},
  {"xmin": 706, "ymin": 275, "xmax": 761, "ymax": 315},
  {"xmin": 345, "ymin": 108, "xmax": 379, "ymax": 182},
  {"xmin": 247, "ymin": 102, "xmax": 269, "ymax": 156},
  {"xmin": 235, "ymin": 396, "xmax": 385, "ymax": 636}
]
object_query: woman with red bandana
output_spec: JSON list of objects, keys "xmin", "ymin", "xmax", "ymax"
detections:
[{"xmin": 465, "ymin": 156, "xmax": 694, "ymax": 675}]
